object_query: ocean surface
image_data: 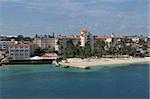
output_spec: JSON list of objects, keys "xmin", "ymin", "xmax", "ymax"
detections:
[{"xmin": 0, "ymin": 63, "xmax": 149, "ymax": 99}]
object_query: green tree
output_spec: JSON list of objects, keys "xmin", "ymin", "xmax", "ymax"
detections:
[
  {"xmin": 65, "ymin": 40, "xmax": 75, "ymax": 57},
  {"xmin": 94, "ymin": 40, "xmax": 105, "ymax": 57}
]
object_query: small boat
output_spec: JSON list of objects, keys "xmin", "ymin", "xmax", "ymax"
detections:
[
  {"xmin": 85, "ymin": 67, "xmax": 90, "ymax": 69},
  {"xmin": 63, "ymin": 65, "xmax": 69, "ymax": 68}
]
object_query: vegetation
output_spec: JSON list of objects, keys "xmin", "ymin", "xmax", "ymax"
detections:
[
  {"xmin": 94, "ymin": 40, "xmax": 105, "ymax": 57},
  {"xmin": 14, "ymin": 35, "xmax": 33, "ymax": 41},
  {"xmin": 60, "ymin": 37, "xmax": 148, "ymax": 58},
  {"xmin": 32, "ymin": 34, "xmax": 149, "ymax": 58}
]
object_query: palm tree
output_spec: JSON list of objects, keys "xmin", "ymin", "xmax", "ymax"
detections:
[{"xmin": 94, "ymin": 40, "xmax": 105, "ymax": 57}]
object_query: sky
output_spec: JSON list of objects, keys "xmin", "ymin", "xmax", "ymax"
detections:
[{"xmin": 0, "ymin": 0, "xmax": 149, "ymax": 37}]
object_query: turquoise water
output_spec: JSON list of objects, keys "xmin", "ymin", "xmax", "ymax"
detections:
[{"xmin": 0, "ymin": 64, "xmax": 149, "ymax": 99}]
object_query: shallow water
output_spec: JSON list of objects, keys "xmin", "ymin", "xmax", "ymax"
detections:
[{"xmin": 0, "ymin": 64, "xmax": 149, "ymax": 99}]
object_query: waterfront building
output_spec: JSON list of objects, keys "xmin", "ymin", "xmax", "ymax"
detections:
[
  {"xmin": 54, "ymin": 27, "xmax": 95, "ymax": 53},
  {"xmin": 33, "ymin": 37, "xmax": 41, "ymax": 49},
  {"xmin": 9, "ymin": 43, "xmax": 34, "ymax": 60},
  {"xmin": 33, "ymin": 37, "xmax": 55, "ymax": 50},
  {"xmin": 33, "ymin": 29, "xmax": 126, "ymax": 55},
  {"xmin": 80, "ymin": 27, "xmax": 94, "ymax": 52},
  {"xmin": 55, "ymin": 35, "xmax": 80, "ymax": 54}
]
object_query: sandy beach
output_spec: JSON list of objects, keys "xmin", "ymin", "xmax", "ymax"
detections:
[{"xmin": 59, "ymin": 57, "xmax": 150, "ymax": 69}]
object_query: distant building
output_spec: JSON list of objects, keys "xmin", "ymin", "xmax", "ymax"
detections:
[
  {"xmin": 9, "ymin": 44, "xmax": 34, "ymax": 60},
  {"xmin": 130, "ymin": 37, "xmax": 140, "ymax": 43},
  {"xmin": 33, "ymin": 37, "xmax": 55, "ymax": 50},
  {"xmin": 95, "ymin": 33, "xmax": 126, "ymax": 45},
  {"xmin": 0, "ymin": 51, "xmax": 6, "ymax": 60},
  {"xmin": 95, "ymin": 36, "xmax": 112, "ymax": 44},
  {"xmin": 33, "ymin": 29, "xmax": 126, "ymax": 55},
  {"xmin": 54, "ymin": 27, "xmax": 95, "ymax": 53},
  {"xmin": 0, "ymin": 35, "xmax": 9, "ymax": 41},
  {"xmin": 0, "ymin": 39, "xmax": 15, "ymax": 52},
  {"xmin": 55, "ymin": 36, "xmax": 80, "ymax": 53},
  {"xmin": 80, "ymin": 27, "xmax": 90, "ymax": 47}
]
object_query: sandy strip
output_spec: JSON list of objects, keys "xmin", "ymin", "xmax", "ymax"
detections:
[{"xmin": 59, "ymin": 57, "xmax": 150, "ymax": 69}]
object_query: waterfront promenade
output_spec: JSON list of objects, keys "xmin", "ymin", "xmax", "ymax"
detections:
[{"xmin": 59, "ymin": 57, "xmax": 150, "ymax": 69}]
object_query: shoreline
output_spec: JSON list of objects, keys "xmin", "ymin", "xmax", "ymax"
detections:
[
  {"xmin": 59, "ymin": 57, "xmax": 150, "ymax": 69},
  {"xmin": 1, "ymin": 57, "xmax": 149, "ymax": 69}
]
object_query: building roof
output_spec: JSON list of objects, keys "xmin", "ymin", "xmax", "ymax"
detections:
[
  {"xmin": 95, "ymin": 35, "xmax": 126, "ymax": 39},
  {"xmin": 114, "ymin": 36, "xmax": 126, "ymax": 38},
  {"xmin": 95, "ymin": 36, "xmax": 112, "ymax": 39},
  {"xmin": 81, "ymin": 27, "xmax": 89, "ymax": 33},
  {"xmin": 10, "ymin": 43, "xmax": 33, "ymax": 46},
  {"xmin": 58, "ymin": 36, "xmax": 80, "ymax": 39}
]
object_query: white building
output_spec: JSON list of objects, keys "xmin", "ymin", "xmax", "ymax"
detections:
[
  {"xmin": 131, "ymin": 37, "xmax": 140, "ymax": 43},
  {"xmin": 9, "ymin": 44, "xmax": 34, "ymax": 60},
  {"xmin": 0, "ymin": 40, "xmax": 15, "ymax": 52}
]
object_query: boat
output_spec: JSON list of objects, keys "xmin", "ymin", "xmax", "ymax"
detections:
[
  {"xmin": 85, "ymin": 66, "xmax": 90, "ymax": 69},
  {"xmin": 63, "ymin": 65, "xmax": 69, "ymax": 68}
]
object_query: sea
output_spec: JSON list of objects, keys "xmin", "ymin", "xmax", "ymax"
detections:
[{"xmin": 0, "ymin": 63, "xmax": 149, "ymax": 99}]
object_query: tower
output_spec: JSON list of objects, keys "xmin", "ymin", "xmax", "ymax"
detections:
[
  {"xmin": 80, "ymin": 27, "xmax": 94, "ymax": 53},
  {"xmin": 80, "ymin": 27, "xmax": 90, "ymax": 47}
]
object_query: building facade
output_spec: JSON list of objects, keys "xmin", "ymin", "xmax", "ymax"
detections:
[
  {"xmin": 0, "ymin": 40, "xmax": 15, "ymax": 52},
  {"xmin": 33, "ymin": 37, "xmax": 55, "ymax": 50},
  {"xmin": 33, "ymin": 28, "xmax": 126, "ymax": 55},
  {"xmin": 9, "ymin": 44, "xmax": 34, "ymax": 60}
]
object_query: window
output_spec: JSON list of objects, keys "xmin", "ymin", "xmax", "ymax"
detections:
[
  {"xmin": 25, "ymin": 54, "xmax": 28, "ymax": 56},
  {"xmin": 10, "ymin": 50, "xmax": 14, "ymax": 52},
  {"xmin": 10, "ymin": 47, "xmax": 14, "ymax": 49},
  {"xmin": 15, "ymin": 50, "xmax": 19, "ymax": 52},
  {"xmin": 20, "ymin": 50, "xmax": 24, "ymax": 52},
  {"xmin": 25, "ymin": 50, "xmax": 29, "ymax": 52},
  {"xmin": 25, "ymin": 46, "xmax": 29, "ymax": 48},
  {"xmin": 20, "ymin": 53, "xmax": 24, "ymax": 56},
  {"xmin": 15, "ymin": 53, "xmax": 18, "ymax": 56}
]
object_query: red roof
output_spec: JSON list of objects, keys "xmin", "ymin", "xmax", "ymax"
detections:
[
  {"xmin": 81, "ymin": 27, "xmax": 89, "ymax": 33},
  {"xmin": 95, "ymin": 35, "xmax": 126, "ymax": 39},
  {"xmin": 58, "ymin": 36, "xmax": 80, "ymax": 39},
  {"xmin": 114, "ymin": 36, "xmax": 126, "ymax": 38},
  {"xmin": 95, "ymin": 36, "xmax": 112, "ymax": 39}
]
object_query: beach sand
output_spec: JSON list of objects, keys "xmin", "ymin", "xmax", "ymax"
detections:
[{"xmin": 59, "ymin": 57, "xmax": 150, "ymax": 69}]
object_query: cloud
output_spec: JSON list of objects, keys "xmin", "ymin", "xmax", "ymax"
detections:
[{"xmin": 0, "ymin": 0, "xmax": 149, "ymax": 36}]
